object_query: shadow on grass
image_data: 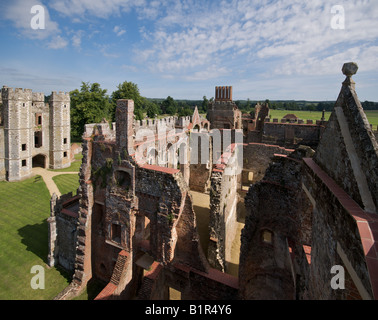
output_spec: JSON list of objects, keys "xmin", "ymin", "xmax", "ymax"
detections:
[
  {"xmin": 18, "ymin": 220, "xmax": 49, "ymax": 264},
  {"xmin": 18, "ymin": 220, "xmax": 73, "ymax": 284}
]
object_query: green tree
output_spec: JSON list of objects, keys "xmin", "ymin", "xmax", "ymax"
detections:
[
  {"xmin": 201, "ymin": 96, "xmax": 209, "ymax": 113},
  {"xmin": 146, "ymin": 100, "xmax": 161, "ymax": 118},
  {"xmin": 70, "ymin": 82, "xmax": 112, "ymax": 139},
  {"xmin": 111, "ymin": 81, "xmax": 144, "ymax": 120},
  {"xmin": 161, "ymin": 96, "xmax": 177, "ymax": 115}
]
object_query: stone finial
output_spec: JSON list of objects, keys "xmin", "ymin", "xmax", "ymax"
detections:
[
  {"xmin": 342, "ymin": 62, "xmax": 358, "ymax": 87},
  {"xmin": 342, "ymin": 62, "xmax": 358, "ymax": 77}
]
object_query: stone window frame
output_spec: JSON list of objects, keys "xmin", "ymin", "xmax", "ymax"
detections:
[
  {"xmin": 111, "ymin": 222, "xmax": 122, "ymax": 244},
  {"xmin": 21, "ymin": 159, "xmax": 27, "ymax": 167},
  {"xmin": 21, "ymin": 144, "xmax": 27, "ymax": 151}
]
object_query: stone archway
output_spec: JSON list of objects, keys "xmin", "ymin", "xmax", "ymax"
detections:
[{"xmin": 32, "ymin": 154, "xmax": 46, "ymax": 168}]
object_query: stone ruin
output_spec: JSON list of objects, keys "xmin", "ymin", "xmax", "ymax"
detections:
[{"xmin": 48, "ymin": 62, "xmax": 378, "ymax": 300}]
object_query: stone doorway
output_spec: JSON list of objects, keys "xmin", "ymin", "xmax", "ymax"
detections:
[{"xmin": 32, "ymin": 154, "xmax": 46, "ymax": 168}]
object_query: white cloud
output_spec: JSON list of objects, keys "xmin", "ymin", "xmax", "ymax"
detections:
[
  {"xmin": 48, "ymin": 35, "xmax": 69, "ymax": 49},
  {"xmin": 49, "ymin": 0, "xmax": 150, "ymax": 19},
  {"xmin": 1, "ymin": 0, "xmax": 60, "ymax": 40},
  {"xmin": 133, "ymin": 0, "xmax": 378, "ymax": 81},
  {"xmin": 113, "ymin": 26, "xmax": 126, "ymax": 37},
  {"xmin": 71, "ymin": 30, "xmax": 84, "ymax": 48}
]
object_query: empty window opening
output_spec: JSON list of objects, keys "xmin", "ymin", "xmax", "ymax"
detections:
[
  {"xmin": 262, "ymin": 230, "xmax": 273, "ymax": 244},
  {"xmin": 63, "ymin": 138, "xmax": 67, "ymax": 144},
  {"xmin": 21, "ymin": 144, "xmax": 27, "ymax": 151},
  {"xmin": 63, "ymin": 151, "xmax": 67, "ymax": 158},
  {"xmin": 22, "ymin": 159, "xmax": 27, "ymax": 167},
  {"xmin": 38, "ymin": 116, "xmax": 42, "ymax": 125},
  {"xmin": 34, "ymin": 131, "xmax": 42, "ymax": 148},
  {"xmin": 115, "ymin": 170, "xmax": 131, "ymax": 189},
  {"xmin": 111, "ymin": 223, "xmax": 122, "ymax": 244}
]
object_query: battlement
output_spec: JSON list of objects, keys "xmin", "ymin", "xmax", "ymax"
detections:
[
  {"xmin": 1, "ymin": 86, "xmax": 33, "ymax": 101},
  {"xmin": 32, "ymin": 92, "xmax": 45, "ymax": 102},
  {"xmin": 50, "ymin": 91, "xmax": 70, "ymax": 102},
  {"xmin": 134, "ymin": 115, "xmax": 192, "ymax": 132}
]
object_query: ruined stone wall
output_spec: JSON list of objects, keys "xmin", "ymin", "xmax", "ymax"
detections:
[
  {"xmin": 207, "ymin": 100, "xmax": 242, "ymax": 130},
  {"xmin": 208, "ymin": 145, "xmax": 241, "ymax": 272},
  {"xmin": 239, "ymin": 149, "xmax": 314, "ymax": 300},
  {"xmin": 242, "ymin": 143, "xmax": 294, "ymax": 185},
  {"xmin": 303, "ymin": 160, "xmax": 374, "ymax": 299},
  {"xmin": 189, "ymin": 132, "xmax": 212, "ymax": 192},
  {"xmin": 48, "ymin": 193, "xmax": 79, "ymax": 272},
  {"xmin": 314, "ymin": 84, "xmax": 378, "ymax": 213},
  {"xmin": 262, "ymin": 122, "xmax": 325, "ymax": 149}
]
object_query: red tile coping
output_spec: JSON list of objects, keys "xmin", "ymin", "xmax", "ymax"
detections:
[
  {"xmin": 94, "ymin": 282, "xmax": 117, "ymax": 300},
  {"xmin": 140, "ymin": 164, "xmax": 180, "ymax": 175},
  {"xmin": 304, "ymin": 158, "xmax": 378, "ymax": 299}
]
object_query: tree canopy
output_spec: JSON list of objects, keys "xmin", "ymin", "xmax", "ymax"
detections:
[{"xmin": 70, "ymin": 82, "xmax": 112, "ymax": 139}]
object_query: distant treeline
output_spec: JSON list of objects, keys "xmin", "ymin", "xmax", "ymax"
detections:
[{"xmin": 233, "ymin": 99, "xmax": 378, "ymax": 113}]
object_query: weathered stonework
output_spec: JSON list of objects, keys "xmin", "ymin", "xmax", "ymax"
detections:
[
  {"xmin": 50, "ymin": 65, "xmax": 378, "ymax": 300},
  {"xmin": 0, "ymin": 86, "xmax": 71, "ymax": 181}
]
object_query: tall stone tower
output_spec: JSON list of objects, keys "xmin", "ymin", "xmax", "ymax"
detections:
[
  {"xmin": 1, "ymin": 87, "xmax": 33, "ymax": 181},
  {"xmin": 49, "ymin": 91, "xmax": 71, "ymax": 170},
  {"xmin": 0, "ymin": 86, "xmax": 71, "ymax": 181},
  {"xmin": 207, "ymin": 86, "xmax": 242, "ymax": 130}
]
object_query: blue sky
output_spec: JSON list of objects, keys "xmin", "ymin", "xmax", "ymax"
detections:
[{"xmin": 0, "ymin": 0, "xmax": 377, "ymax": 101}]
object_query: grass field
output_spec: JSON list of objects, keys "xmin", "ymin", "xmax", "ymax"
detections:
[
  {"xmin": 0, "ymin": 176, "xmax": 71, "ymax": 299},
  {"xmin": 268, "ymin": 110, "xmax": 378, "ymax": 127},
  {"xmin": 52, "ymin": 174, "xmax": 80, "ymax": 196}
]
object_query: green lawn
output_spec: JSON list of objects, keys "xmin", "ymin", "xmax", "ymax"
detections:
[
  {"xmin": 0, "ymin": 176, "xmax": 71, "ymax": 300},
  {"xmin": 49, "ymin": 159, "xmax": 82, "ymax": 173},
  {"xmin": 269, "ymin": 109, "xmax": 378, "ymax": 127},
  {"xmin": 52, "ymin": 174, "xmax": 80, "ymax": 196}
]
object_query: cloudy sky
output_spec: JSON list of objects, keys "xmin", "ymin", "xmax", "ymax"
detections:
[{"xmin": 0, "ymin": 0, "xmax": 377, "ymax": 101}]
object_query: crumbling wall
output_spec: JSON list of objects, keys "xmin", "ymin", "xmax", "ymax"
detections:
[
  {"xmin": 239, "ymin": 148, "xmax": 314, "ymax": 300},
  {"xmin": 48, "ymin": 192, "xmax": 79, "ymax": 272},
  {"xmin": 242, "ymin": 143, "xmax": 294, "ymax": 185},
  {"xmin": 208, "ymin": 145, "xmax": 241, "ymax": 272},
  {"xmin": 262, "ymin": 122, "xmax": 325, "ymax": 149},
  {"xmin": 303, "ymin": 159, "xmax": 374, "ymax": 299},
  {"xmin": 189, "ymin": 132, "xmax": 212, "ymax": 192}
]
